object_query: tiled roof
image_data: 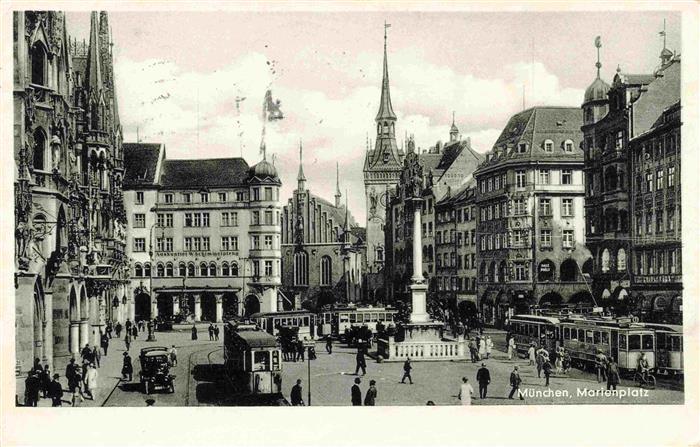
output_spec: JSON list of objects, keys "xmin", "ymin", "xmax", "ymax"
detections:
[
  {"xmin": 418, "ymin": 152, "xmax": 443, "ymax": 173},
  {"xmin": 435, "ymin": 143, "xmax": 463, "ymax": 170},
  {"xmin": 619, "ymin": 73, "xmax": 656, "ymax": 86},
  {"xmin": 631, "ymin": 59, "xmax": 681, "ymax": 138},
  {"xmin": 123, "ymin": 143, "xmax": 162, "ymax": 188},
  {"xmin": 310, "ymin": 194, "xmax": 357, "ymax": 228},
  {"xmin": 159, "ymin": 158, "xmax": 249, "ymax": 188}
]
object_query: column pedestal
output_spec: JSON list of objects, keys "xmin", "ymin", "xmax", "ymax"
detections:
[
  {"xmin": 79, "ymin": 319, "xmax": 89, "ymax": 349},
  {"xmin": 409, "ymin": 283, "xmax": 429, "ymax": 323},
  {"xmin": 215, "ymin": 294, "xmax": 223, "ymax": 323},
  {"xmin": 69, "ymin": 322, "xmax": 80, "ymax": 355}
]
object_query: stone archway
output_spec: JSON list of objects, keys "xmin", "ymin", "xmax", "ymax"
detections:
[
  {"xmin": 69, "ymin": 286, "xmax": 79, "ymax": 355},
  {"xmin": 157, "ymin": 294, "xmax": 174, "ymax": 318},
  {"xmin": 201, "ymin": 293, "xmax": 217, "ymax": 322},
  {"xmin": 222, "ymin": 292, "xmax": 239, "ymax": 321},
  {"xmin": 134, "ymin": 292, "xmax": 151, "ymax": 322},
  {"xmin": 539, "ymin": 291, "xmax": 563, "ymax": 308},
  {"xmin": 243, "ymin": 294, "xmax": 261, "ymax": 317}
]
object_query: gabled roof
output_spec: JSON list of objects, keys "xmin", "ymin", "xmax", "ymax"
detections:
[
  {"xmin": 159, "ymin": 158, "xmax": 249, "ymax": 188},
  {"xmin": 123, "ymin": 143, "xmax": 162, "ymax": 188},
  {"xmin": 310, "ymin": 193, "xmax": 357, "ymax": 229}
]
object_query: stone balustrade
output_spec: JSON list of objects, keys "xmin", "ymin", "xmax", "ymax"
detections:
[{"xmin": 377, "ymin": 335, "xmax": 467, "ymax": 362}]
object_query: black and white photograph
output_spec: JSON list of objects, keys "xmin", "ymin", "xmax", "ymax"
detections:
[{"xmin": 3, "ymin": 1, "xmax": 699, "ymax": 446}]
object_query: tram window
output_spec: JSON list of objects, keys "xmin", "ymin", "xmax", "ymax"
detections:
[
  {"xmin": 628, "ymin": 335, "xmax": 641, "ymax": 350},
  {"xmin": 303, "ymin": 317, "xmax": 309, "ymax": 326},
  {"xmin": 371, "ymin": 313, "xmax": 378, "ymax": 322},
  {"xmin": 349, "ymin": 314, "xmax": 356, "ymax": 323},
  {"xmin": 586, "ymin": 330, "xmax": 593, "ymax": 344},
  {"xmin": 555, "ymin": 327, "xmax": 560, "ymax": 339},
  {"xmin": 578, "ymin": 329, "xmax": 585, "ymax": 341},
  {"xmin": 642, "ymin": 334, "xmax": 654, "ymax": 350},
  {"xmin": 593, "ymin": 331, "xmax": 601, "ymax": 344},
  {"xmin": 602, "ymin": 332, "xmax": 609, "ymax": 345},
  {"xmin": 670, "ymin": 336, "xmax": 681, "ymax": 352},
  {"xmin": 619, "ymin": 334, "xmax": 627, "ymax": 350},
  {"xmin": 378, "ymin": 313, "xmax": 385, "ymax": 322},
  {"xmin": 340, "ymin": 314, "xmax": 349, "ymax": 323},
  {"xmin": 253, "ymin": 351, "xmax": 269, "ymax": 371},
  {"xmin": 657, "ymin": 333, "xmax": 666, "ymax": 349},
  {"xmin": 564, "ymin": 328, "xmax": 570, "ymax": 339}
]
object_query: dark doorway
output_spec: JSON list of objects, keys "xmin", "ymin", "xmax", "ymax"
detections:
[
  {"xmin": 157, "ymin": 294, "xmax": 173, "ymax": 318},
  {"xmin": 135, "ymin": 293, "xmax": 151, "ymax": 321},
  {"xmin": 223, "ymin": 293, "xmax": 239, "ymax": 321},
  {"xmin": 201, "ymin": 293, "xmax": 217, "ymax": 322},
  {"xmin": 243, "ymin": 295, "xmax": 260, "ymax": 317}
]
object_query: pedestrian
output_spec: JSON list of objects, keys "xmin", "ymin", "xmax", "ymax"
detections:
[
  {"xmin": 528, "ymin": 344, "xmax": 536, "ymax": 366},
  {"xmin": 68, "ymin": 366, "xmax": 84, "ymax": 406},
  {"xmin": 543, "ymin": 359, "xmax": 552, "ymax": 387},
  {"xmin": 115, "ymin": 321, "xmax": 122, "ymax": 338},
  {"xmin": 307, "ymin": 339, "xmax": 317, "ymax": 360},
  {"xmin": 169, "ymin": 345, "xmax": 178, "ymax": 366},
  {"xmin": 125, "ymin": 318, "xmax": 132, "ymax": 335},
  {"xmin": 475, "ymin": 335, "xmax": 481, "ymax": 360},
  {"xmin": 562, "ymin": 350, "xmax": 571, "ymax": 374},
  {"xmin": 595, "ymin": 350, "xmax": 608, "ymax": 383},
  {"xmin": 121, "ymin": 352, "xmax": 133, "ymax": 381},
  {"xmin": 351, "ymin": 377, "xmax": 362, "ymax": 406},
  {"xmin": 208, "ymin": 324, "xmax": 215, "ymax": 341},
  {"xmin": 84, "ymin": 363, "xmax": 98, "ymax": 400},
  {"xmin": 606, "ymin": 357, "xmax": 620, "ymax": 391},
  {"xmin": 101, "ymin": 332, "xmax": 109, "ymax": 356},
  {"xmin": 24, "ymin": 371, "xmax": 40, "ymax": 407},
  {"xmin": 297, "ymin": 339, "xmax": 305, "ymax": 362},
  {"xmin": 31, "ymin": 357, "xmax": 43, "ymax": 375},
  {"xmin": 191, "ymin": 324, "xmax": 198, "ymax": 341},
  {"xmin": 508, "ymin": 366, "xmax": 524, "ymax": 400},
  {"xmin": 214, "ymin": 325, "xmax": 220, "ymax": 341},
  {"xmin": 92, "ymin": 345, "xmax": 101, "ymax": 368},
  {"xmin": 401, "ymin": 357, "xmax": 413, "ymax": 384},
  {"xmin": 485, "ymin": 336, "xmax": 493, "ymax": 359},
  {"xmin": 124, "ymin": 333, "xmax": 131, "ymax": 351},
  {"xmin": 458, "ymin": 377, "xmax": 474, "ymax": 405},
  {"xmin": 48, "ymin": 373, "xmax": 63, "ymax": 407},
  {"xmin": 325, "ymin": 335, "xmax": 333, "ymax": 354},
  {"xmin": 106, "ymin": 322, "xmax": 113, "ymax": 339},
  {"xmin": 354, "ymin": 348, "xmax": 366, "ymax": 376},
  {"xmin": 132, "ymin": 324, "xmax": 138, "ymax": 339},
  {"xmin": 364, "ymin": 379, "xmax": 378, "ymax": 406},
  {"xmin": 290, "ymin": 379, "xmax": 304, "ymax": 406},
  {"xmin": 507, "ymin": 336, "xmax": 516, "ymax": 360},
  {"xmin": 65, "ymin": 358, "xmax": 76, "ymax": 384},
  {"xmin": 476, "ymin": 363, "xmax": 490, "ymax": 399},
  {"xmin": 81, "ymin": 343, "xmax": 92, "ymax": 363},
  {"xmin": 468, "ymin": 338, "xmax": 478, "ymax": 363},
  {"xmin": 40, "ymin": 364, "xmax": 51, "ymax": 398},
  {"xmin": 536, "ymin": 349, "xmax": 544, "ymax": 378},
  {"xmin": 555, "ymin": 346, "xmax": 564, "ymax": 374},
  {"xmin": 478, "ymin": 337, "xmax": 486, "ymax": 360}
]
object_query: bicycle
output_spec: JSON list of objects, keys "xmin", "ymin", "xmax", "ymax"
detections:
[{"xmin": 633, "ymin": 370, "xmax": 656, "ymax": 389}]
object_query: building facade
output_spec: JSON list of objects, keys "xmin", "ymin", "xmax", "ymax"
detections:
[
  {"xmin": 628, "ymin": 54, "xmax": 682, "ymax": 323},
  {"xmin": 123, "ymin": 144, "xmax": 283, "ymax": 322},
  {"xmin": 14, "ymin": 11, "xmax": 128, "ymax": 374},
  {"xmin": 474, "ymin": 107, "xmax": 592, "ymax": 327},
  {"xmin": 280, "ymin": 148, "xmax": 366, "ymax": 308}
]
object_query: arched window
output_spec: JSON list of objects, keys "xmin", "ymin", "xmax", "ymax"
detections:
[
  {"xmin": 231, "ymin": 262, "xmax": 239, "ymax": 276},
  {"xmin": 617, "ymin": 248, "xmax": 627, "ymax": 271},
  {"xmin": 560, "ymin": 259, "xmax": 578, "ymax": 282},
  {"xmin": 376, "ymin": 247, "xmax": 384, "ymax": 262},
  {"xmin": 320, "ymin": 256, "xmax": 332, "ymax": 286},
  {"xmin": 166, "ymin": 262, "xmax": 174, "ymax": 277},
  {"xmin": 134, "ymin": 263, "xmax": 143, "ymax": 277},
  {"xmin": 538, "ymin": 260, "xmax": 555, "ymax": 282},
  {"xmin": 156, "ymin": 263, "xmax": 165, "ymax": 277},
  {"xmin": 90, "ymin": 102, "xmax": 99, "ymax": 130},
  {"xmin": 601, "ymin": 249, "xmax": 611, "ymax": 273},
  {"xmin": 33, "ymin": 128, "xmax": 46, "ymax": 171},
  {"xmin": 294, "ymin": 251, "xmax": 309, "ymax": 286},
  {"xmin": 499, "ymin": 261, "xmax": 508, "ymax": 282},
  {"xmin": 480, "ymin": 262, "xmax": 487, "ymax": 282},
  {"xmin": 200, "ymin": 262, "xmax": 208, "ymax": 277},
  {"xmin": 209, "ymin": 262, "xmax": 217, "ymax": 276},
  {"xmin": 187, "ymin": 263, "xmax": 195, "ymax": 277},
  {"xmin": 222, "ymin": 262, "xmax": 230, "ymax": 276},
  {"xmin": 490, "ymin": 261, "xmax": 497, "ymax": 283},
  {"xmin": 179, "ymin": 262, "xmax": 186, "ymax": 277},
  {"xmin": 30, "ymin": 42, "xmax": 46, "ymax": 86},
  {"xmin": 144, "ymin": 263, "xmax": 151, "ymax": 277}
]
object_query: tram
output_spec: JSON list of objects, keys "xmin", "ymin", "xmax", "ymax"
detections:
[
  {"xmin": 509, "ymin": 315, "xmax": 560, "ymax": 356},
  {"xmin": 324, "ymin": 306, "xmax": 398, "ymax": 339},
  {"xmin": 223, "ymin": 322, "xmax": 282, "ymax": 395},
  {"xmin": 642, "ymin": 323, "xmax": 683, "ymax": 376},
  {"xmin": 250, "ymin": 310, "xmax": 316, "ymax": 340}
]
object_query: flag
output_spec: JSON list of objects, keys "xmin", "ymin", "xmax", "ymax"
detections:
[
  {"xmin": 264, "ymin": 89, "xmax": 284, "ymax": 121},
  {"xmin": 594, "ymin": 36, "xmax": 601, "ymax": 48}
]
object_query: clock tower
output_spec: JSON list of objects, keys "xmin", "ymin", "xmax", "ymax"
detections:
[{"xmin": 363, "ymin": 22, "xmax": 404, "ymax": 278}]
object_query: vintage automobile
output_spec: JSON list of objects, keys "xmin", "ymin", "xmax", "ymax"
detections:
[{"xmin": 138, "ymin": 347, "xmax": 175, "ymax": 394}]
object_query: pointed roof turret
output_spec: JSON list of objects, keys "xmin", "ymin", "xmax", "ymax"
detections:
[
  {"xmin": 334, "ymin": 162, "xmax": 342, "ymax": 207},
  {"xmin": 449, "ymin": 111, "xmax": 459, "ymax": 142},
  {"xmin": 297, "ymin": 139, "xmax": 306, "ymax": 191},
  {"xmin": 375, "ymin": 22, "xmax": 397, "ymax": 122},
  {"xmin": 584, "ymin": 36, "xmax": 610, "ymax": 104},
  {"xmin": 86, "ymin": 11, "xmax": 102, "ymax": 95}
]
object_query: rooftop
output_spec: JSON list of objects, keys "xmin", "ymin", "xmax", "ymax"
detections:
[
  {"xmin": 123, "ymin": 143, "xmax": 162, "ymax": 188},
  {"xmin": 159, "ymin": 157, "xmax": 250, "ymax": 189}
]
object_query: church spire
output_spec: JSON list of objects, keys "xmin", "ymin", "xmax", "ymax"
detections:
[
  {"xmin": 86, "ymin": 12, "xmax": 102, "ymax": 95},
  {"xmin": 375, "ymin": 21, "xmax": 396, "ymax": 122},
  {"xmin": 297, "ymin": 139, "xmax": 306, "ymax": 191},
  {"xmin": 334, "ymin": 162, "xmax": 342, "ymax": 208}
]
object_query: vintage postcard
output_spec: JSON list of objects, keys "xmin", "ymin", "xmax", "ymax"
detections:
[{"xmin": 2, "ymin": 1, "xmax": 698, "ymax": 446}]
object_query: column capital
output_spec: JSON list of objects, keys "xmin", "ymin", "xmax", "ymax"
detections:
[{"xmin": 215, "ymin": 293, "xmax": 223, "ymax": 303}]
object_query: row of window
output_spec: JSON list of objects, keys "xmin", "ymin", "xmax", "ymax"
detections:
[
  {"xmin": 134, "ymin": 234, "xmax": 280, "ymax": 253},
  {"xmin": 132, "ymin": 259, "xmax": 277, "ymax": 278},
  {"xmin": 478, "ymin": 230, "xmax": 576, "ymax": 251},
  {"xmin": 479, "ymin": 168, "xmax": 575, "ymax": 194},
  {"xmin": 635, "ymin": 166, "xmax": 677, "ymax": 194},
  {"xmin": 480, "ymin": 198, "xmax": 576, "ymax": 222},
  {"xmin": 635, "ymin": 133, "xmax": 679, "ymax": 165},
  {"xmin": 436, "ymin": 252, "xmax": 476, "ymax": 270},
  {"xmin": 436, "ymin": 206, "xmax": 476, "ymax": 224},
  {"xmin": 133, "ymin": 210, "xmax": 280, "ymax": 229},
  {"xmin": 634, "ymin": 207, "xmax": 678, "ymax": 236},
  {"xmin": 634, "ymin": 248, "xmax": 681, "ymax": 276},
  {"xmin": 134, "ymin": 188, "xmax": 278, "ymax": 206},
  {"xmin": 435, "ymin": 229, "xmax": 476, "ymax": 246},
  {"xmin": 435, "ymin": 276, "xmax": 477, "ymax": 292}
]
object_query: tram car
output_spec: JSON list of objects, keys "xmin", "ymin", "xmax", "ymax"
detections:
[
  {"xmin": 509, "ymin": 315, "xmax": 560, "ymax": 357},
  {"xmin": 559, "ymin": 316, "xmax": 656, "ymax": 374},
  {"xmin": 250, "ymin": 310, "xmax": 316, "ymax": 340},
  {"xmin": 223, "ymin": 322, "xmax": 282, "ymax": 395},
  {"xmin": 642, "ymin": 323, "xmax": 683, "ymax": 376},
  {"xmin": 327, "ymin": 306, "xmax": 398, "ymax": 340}
]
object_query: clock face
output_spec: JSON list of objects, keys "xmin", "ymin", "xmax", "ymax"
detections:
[{"xmin": 379, "ymin": 191, "xmax": 388, "ymax": 206}]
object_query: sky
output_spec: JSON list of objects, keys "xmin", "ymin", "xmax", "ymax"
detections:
[{"xmin": 65, "ymin": 10, "xmax": 680, "ymax": 224}]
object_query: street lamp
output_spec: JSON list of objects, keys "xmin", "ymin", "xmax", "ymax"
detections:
[{"xmin": 147, "ymin": 221, "xmax": 161, "ymax": 342}]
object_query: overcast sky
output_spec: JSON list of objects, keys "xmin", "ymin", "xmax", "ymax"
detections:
[{"xmin": 66, "ymin": 10, "xmax": 680, "ymax": 224}]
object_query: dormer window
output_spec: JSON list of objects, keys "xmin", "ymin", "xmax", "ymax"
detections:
[
  {"xmin": 563, "ymin": 140, "xmax": 574, "ymax": 153},
  {"xmin": 517, "ymin": 142, "xmax": 528, "ymax": 154},
  {"xmin": 543, "ymin": 139, "xmax": 554, "ymax": 152},
  {"xmin": 383, "ymin": 152, "xmax": 389, "ymax": 163}
]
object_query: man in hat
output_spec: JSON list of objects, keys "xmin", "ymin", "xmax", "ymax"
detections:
[
  {"xmin": 508, "ymin": 366, "xmax": 524, "ymax": 400},
  {"xmin": 290, "ymin": 379, "xmax": 304, "ymax": 406},
  {"xmin": 476, "ymin": 363, "xmax": 491, "ymax": 399},
  {"xmin": 351, "ymin": 377, "xmax": 362, "ymax": 406},
  {"xmin": 401, "ymin": 357, "xmax": 413, "ymax": 384},
  {"xmin": 47, "ymin": 373, "xmax": 63, "ymax": 407},
  {"xmin": 354, "ymin": 347, "xmax": 366, "ymax": 376},
  {"xmin": 364, "ymin": 380, "xmax": 377, "ymax": 406},
  {"xmin": 24, "ymin": 371, "xmax": 40, "ymax": 407}
]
